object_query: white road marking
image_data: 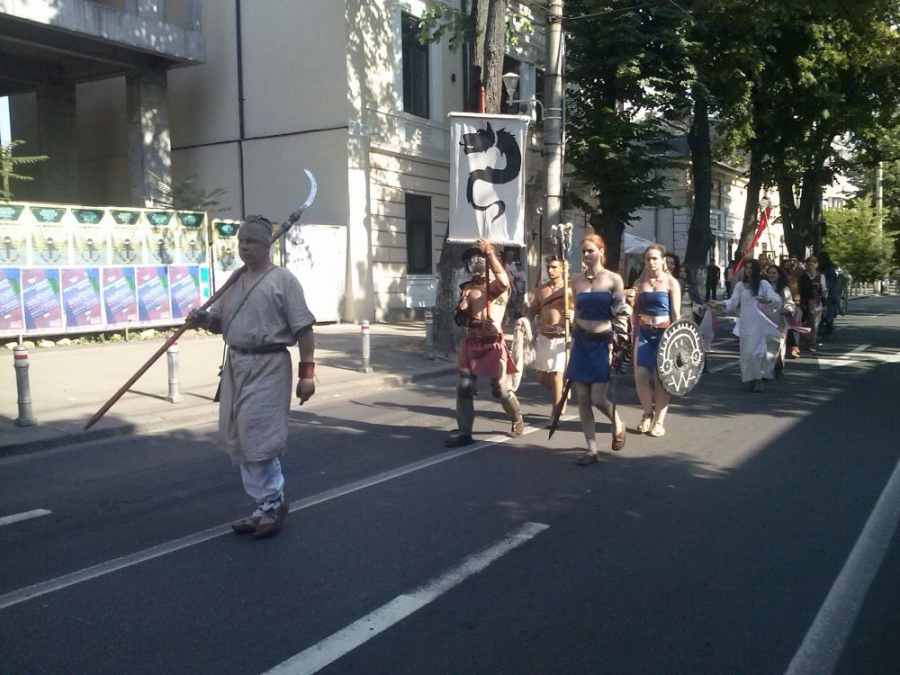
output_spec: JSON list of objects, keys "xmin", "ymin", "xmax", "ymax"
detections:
[
  {"xmin": 0, "ymin": 427, "xmax": 545, "ymax": 611},
  {"xmin": 0, "ymin": 509, "xmax": 52, "ymax": 528},
  {"xmin": 262, "ymin": 522, "xmax": 550, "ymax": 675},
  {"xmin": 785, "ymin": 451, "xmax": 900, "ymax": 675},
  {"xmin": 817, "ymin": 344, "xmax": 871, "ymax": 370},
  {"xmin": 708, "ymin": 359, "xmax": 740, "ymax": 374}
]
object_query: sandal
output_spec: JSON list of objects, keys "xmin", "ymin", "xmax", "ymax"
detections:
[
  {"xmin": 637, "ymin": 413, "xmax": 653, "ymax": 433},
  {"xmin": 612, "ymin": 421, "xmax": 626, "ymax": 451},
  {"xmin": 510, "ymin": 417, "xmax": 525, "ymax": 438},
  {"xmin": 650, "ymin": 423, "xmax": 666, "ymax": 438},
  {"xmin": 576, "ymin": 451, "xmax": 599, "ymax": 465}
]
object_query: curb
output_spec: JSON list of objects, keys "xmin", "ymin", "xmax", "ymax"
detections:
[{"xmin": 0, "ymin": 362, "xmax": 457, "ymax": 459}]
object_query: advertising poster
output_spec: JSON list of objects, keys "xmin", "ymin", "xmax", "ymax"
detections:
[
  {"xmin": 145, "ymin": 211, "xmax": 176, "ymax": 265},
  {"xmin": 110, "ymin": 210, "xmax": 143, "ymax": 265},
  {"xmin": 0, "ymin": 204, "xmax": 28, "ymax": 267},
  {"xmin": 168, "ymin": 265, "xmax": 201, "ymax": 319},
  {"xmin": 30, "ymin": 206, "xmax": 70, "ymax": 267},
  {"xmin": 21, "ymin": 267, "xmax": 63, "ymax": 331},
  {"xmin": 102, "ymin": 267, "xmax": 138, "ymax": 326},
  {"xmin": 211, "ymin": 219, "xmax": 240, "ymax": 291},
  {"xmin": 61, "ymin": 267, "xmax": 103, "ymax": 329},
  {"xmin": 0, "ymin": 268, "xmax": 25, "ymax": 334},
  {"xmin": 136, "ymin": 265, "xmax": 171, "ymax": 322},
  {"xmin": 176, "ymin": 212, "xmax": 207, "ymax": 265},
  {"xmin": 72, "ymin": 209, "xmax": 109, "ymax": 266}
]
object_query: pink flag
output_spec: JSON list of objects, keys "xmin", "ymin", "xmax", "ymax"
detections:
[{"xmin": 784, "ymin": 314, "xmax": 812, "ymax": 334}]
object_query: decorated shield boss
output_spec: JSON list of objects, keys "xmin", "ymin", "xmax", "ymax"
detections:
[{"xmin": 656, "ymin": 319, "xmax": 705, "ymax": 396}]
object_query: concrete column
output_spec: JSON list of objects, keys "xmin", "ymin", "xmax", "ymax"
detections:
[
  {"xmin": 127, "ymin": 62, "xmax": 171, "ymax": 207},
  {"xmin": 35, "ymin": 82, "xmax": 79, "ymax": 204},
  {"xmin": 346, "ymin": 122, "xmax": 374, "ymax": 322}
]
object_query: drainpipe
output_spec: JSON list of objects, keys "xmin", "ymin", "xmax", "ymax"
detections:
[{"xmin": 235, "ymin": 0, "xmax": 247, "ymax": 216}]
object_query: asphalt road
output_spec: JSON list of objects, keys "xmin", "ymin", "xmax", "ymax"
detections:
[{"xmin": 1, "ymin": 296, "xmax": 898, "ymax": 674}]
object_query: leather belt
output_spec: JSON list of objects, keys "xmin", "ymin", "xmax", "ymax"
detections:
[
  {"xmin": 639, "ymin": 319, "xmax": 671, "ymax": 332},
  {"xmin": 229, "ymin": 344, "xmax": 289, "ymax": 355},
  {"xmin": 541, "ymin": 331, "xmax": 566, "ymax": 339},
  {"xmin": 572, "ymin": 324, "xmax": 614, "ymax": 342}
]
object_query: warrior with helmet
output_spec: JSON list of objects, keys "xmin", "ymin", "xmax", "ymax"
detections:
[{"xmin": 445, "ymin": 238, "xmax": 525, "ymax": 448}]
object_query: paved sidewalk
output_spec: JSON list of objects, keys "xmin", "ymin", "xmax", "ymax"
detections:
[{"xmin": 0, "ymin": 322, "xmax": 456, "ymax": 456}]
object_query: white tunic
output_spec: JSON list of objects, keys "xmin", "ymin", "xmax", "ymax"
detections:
[
  {"xmin": 210, "ymin": 267, "xmax": 316, "ymax": 464},
  {"xmin": 724, "ymin": 280, "xmax": 781, "ymax": 382}
]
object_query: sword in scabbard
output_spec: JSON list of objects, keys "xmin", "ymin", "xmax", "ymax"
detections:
[
  {"xmin": 548, "ymin": 377, "xmax": 573, "ymax": 439},
  {"xmin": 83, "ymin": 170, "xmax": 318, "ymax": 431}
]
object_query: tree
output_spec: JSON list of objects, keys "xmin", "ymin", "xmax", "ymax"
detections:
[
  {"xmin": 1, "ymin": 140, "xmax": 48, "ymax": 202},
  {"xmin": 823, "ymin": 202, "xmax": 894, "ymax": 282},
  {"xmin": 148, "ymin": 172, "xmax": 229, "ymax": 213},
  {"xmin": 419, "ymin": 0, "xmax": 517, "ymax": 355},
  {"xmin": 565, "ymin": 0, "xmax": 691, "ymax": 271}
]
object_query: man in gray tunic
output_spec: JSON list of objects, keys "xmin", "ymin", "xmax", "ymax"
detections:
[{"xmin": 188, "ymin": 215, "xmax": 316, "ymax": 538}]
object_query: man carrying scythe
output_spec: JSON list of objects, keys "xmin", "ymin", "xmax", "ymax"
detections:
[
  {"xmin": 445, "ymin": 238, "xmax": 525, "ymax": 448},
  {"xmin": 186, "ymin": 215, "xmax": 316, "ymax": 538}
]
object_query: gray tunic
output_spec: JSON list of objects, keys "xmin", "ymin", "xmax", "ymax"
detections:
[{"xmin": 210, "ymin": 267, "xmax": 315, "ymax": 464}]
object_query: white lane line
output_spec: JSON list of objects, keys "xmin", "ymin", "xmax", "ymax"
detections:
[
  {"xmin": 0, "ymin": 429, "xmax": 540, "ymax": 611},
  {"xmin": 263, "ymin": 521, "xmax": 550, "ymax": 675},
  {"xmin": 818, "ymin": 344, "xmax": 871, "ymax": 370},
  {"xmin": 785, "ymin": 452, "xmax": 900, "ymax": 675},
  {"xmin": 708, "ymin": 359, "xmax": 739, "ymax": 374},
  {"xmin": 0, "ymin": 509, "xmax": 52, "ymax": 528}
]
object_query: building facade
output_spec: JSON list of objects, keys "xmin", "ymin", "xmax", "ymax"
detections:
[{"xmin": 3, "ymin": 0, "xmax": 549, "ymax": 323}]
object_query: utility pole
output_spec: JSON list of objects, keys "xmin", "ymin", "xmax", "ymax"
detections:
[
  {"xmin": 875, "ymin": 161, "xmax": 883, "ymax": 230},
  {"xmin": 543, "ymin": 0, "xmax": 564, "ymax": 253}
]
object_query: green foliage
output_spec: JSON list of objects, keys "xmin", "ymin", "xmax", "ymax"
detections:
[
  {"xmin": 149, "ymin": 172, "xmax": 229, "ymax": 213},
  {"xmin": 418, "ymin": 5, "xmax": 532, "ymax": 52},
  {"xmin": 824, "ymin": 202, "xmax": 894, "ymax": 282},
  {"xmin": 1, "ymin": 140, "xmax": 49, "ymax": 201}
]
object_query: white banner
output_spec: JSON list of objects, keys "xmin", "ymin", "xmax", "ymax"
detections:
[{"xmin": 449, "ymin": 113, "xmax": 531, "ymax": 246}]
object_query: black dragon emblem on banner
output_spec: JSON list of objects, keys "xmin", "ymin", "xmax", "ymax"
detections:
[{"xmin": 460, "ymin": 123, "xmax": 522, "ymax": 223}]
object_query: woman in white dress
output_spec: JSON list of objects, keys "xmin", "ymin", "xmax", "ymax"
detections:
[
  {"xmin": 765, "ymin": 264, "xmax": 797, "ymax": 378},
  {"xmin": 710, "ymin": 258, "xmax": 781, "ymax": 392}
]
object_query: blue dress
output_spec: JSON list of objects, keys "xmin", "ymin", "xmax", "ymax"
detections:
[
  {"xmin": 566, "ymin": 291, "xmax": 613, "ymax": 383},
  {"xmin": 636, "ymin": 291, "xmax": 670, "ymax": 368}
]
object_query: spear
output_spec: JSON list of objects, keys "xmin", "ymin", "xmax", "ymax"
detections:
[{"xmin": 83, "ymin": 170, "xmax": 317, "ymax": 431}]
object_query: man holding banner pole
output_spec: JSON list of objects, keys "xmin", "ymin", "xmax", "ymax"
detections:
[{"xmin": 445, "ymin": 239, "xmax": 524, "ymax": 447}]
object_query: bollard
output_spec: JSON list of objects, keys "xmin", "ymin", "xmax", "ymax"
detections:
[
  {"xmin": 359, "ymin": 320, "xmax": 373, "ymax": 373},
  {"xmin": 165, "ymin": 340, "xmax": 184, "ymax": 403},
  {"xmin": 424, "ymin": 309, "xmax": 435, "ymax": 360},
  {"xmin": 13, "ymin": 344, "xmax": 38, "ymax": 427}
]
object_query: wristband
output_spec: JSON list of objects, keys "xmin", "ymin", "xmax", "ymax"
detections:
[{"xmin": 298, "ymin": 362, "xmax": 315, "ymax": 379}]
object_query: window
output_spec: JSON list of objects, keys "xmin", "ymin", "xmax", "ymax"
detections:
[
  {"xmin": 406, "ymin": 194, "xmax": 432, "ymax": 274},
  {"xmin": 402, "ymin": 13, "xmax": 430, "ymax": 118}
]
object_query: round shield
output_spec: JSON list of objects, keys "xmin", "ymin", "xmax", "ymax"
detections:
[{"xmin": 656, "ymin": 319, "xmax": 705, "ymax": 396}]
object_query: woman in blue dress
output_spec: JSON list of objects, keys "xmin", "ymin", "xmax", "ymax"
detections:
[
  {"xmin": 566, "ymin": 234, "xmax": 629, "ymax": 465},
  {"xmin": 633, "ymin": 245, "xmax": 681, "ymax": 437}
]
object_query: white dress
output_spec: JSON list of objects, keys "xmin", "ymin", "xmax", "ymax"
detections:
[{"xmin": 724, "ymin": 279, "xmax": 782, "ymax": 382}]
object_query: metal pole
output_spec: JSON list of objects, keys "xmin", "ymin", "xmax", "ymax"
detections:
[
  {"xmin": 165, "ymin": 339, "xmax": 183, "ymax": 403},
  {"xmin": 544, "ymin": 0, "xmax": 565, "ymax": 253},
  {"xmin": 13, "ymin": 344, "xmax": 38, "ymax": 427},
  {"xmin": 424, "ymin": 309, "xmax": 435, "ymax": 360},
  {"xmin": 359, "ymin": 320, "xmax": 373, "ymax": 373}
]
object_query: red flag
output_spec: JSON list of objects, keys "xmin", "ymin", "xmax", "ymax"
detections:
[{"xmin": 734, "ymin": 207, "xmax": 771, "ymax": 275}]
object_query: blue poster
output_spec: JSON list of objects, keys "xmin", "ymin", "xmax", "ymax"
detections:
[
  {"xmin": 168, "ymin": 265, "xmax": 201, "ymax": 319},
  {"xmin": 102, "ymin": 267, "xmax": 138, "ymax": 326},
  {"xmin": 22, "ymin": 268, "xmax": 63, "ymax": 331},
  {"xmin": 61, "ymin": 267, "xmax": 103, "ymax": 329},
  {"xmin": 136, "ymin": 265, "xmax": 171, "ymax": 322},
  {"xmin": 0, "ymin": 268, "xmax": 24, "ymax": 334}
]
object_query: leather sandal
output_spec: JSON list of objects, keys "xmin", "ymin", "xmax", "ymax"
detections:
[
  {"xmin": 650, "ymin": 422, "xmax": 666, "ymax": 437},
  {"xmin": 576, "ymin": 451, "xmax": 599, "ymax": 465},
  {"xmin": 510, "ymin": 417, "xmax": 525, "ymax": 438},
  {"xmin": 637, "ymin": 413, "xmax": 653, "ymax": 433},
  {"xmin": 612, "ymin": 422, "xmax": 626, "ymax": 451}
]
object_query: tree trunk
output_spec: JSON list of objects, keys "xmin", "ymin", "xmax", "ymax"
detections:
[
  {"xmin": 434, "ymin": 0, "xmax": 508, "ymax": 356},
  {"xmin": 737, "ymin": 152, "xmax": 763, "ymax": 256},
  {"xmin": 590, "ymin": 211, "xmax": 625, "ymax": 275},
  {"xmin": 685, "ymin": 94, "xmax": 714, "ymax": 273}
]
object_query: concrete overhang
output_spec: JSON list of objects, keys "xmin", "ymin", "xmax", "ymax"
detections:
[{"xmin": 0, "ymin": 0, "xmax": 205, "ymax": 96}]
